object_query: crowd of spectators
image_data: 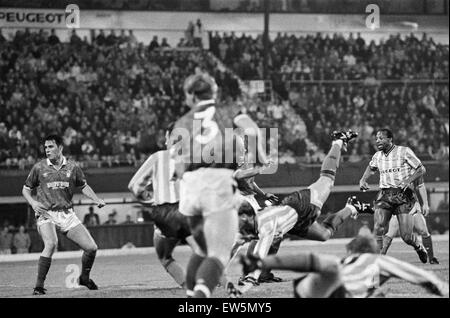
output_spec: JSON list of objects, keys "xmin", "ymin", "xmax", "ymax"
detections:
[
  {"xmin": 210, "ymin": 31, "xmax": 449, "ymax": 162},
  {"xmin": 0, "ymin": 27, "xmax": 448, "ymax": 169},
  {"xmin": 0, "ymin": 27, "xmax": 239, "ymax": 169}
]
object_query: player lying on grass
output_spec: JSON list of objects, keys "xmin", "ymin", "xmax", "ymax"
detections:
[
  {"xmin": 381, "ymin": 177, "xmax": 439, "ymax": 264},
  {"xmin": 240, "ymin": 234, "xmax": 449, "ymax": 298},
  {"xmin": 236, "ymin": 130, "xmax": 367, "ymax": 288}
]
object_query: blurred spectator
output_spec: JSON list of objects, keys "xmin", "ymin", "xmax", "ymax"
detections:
[
  {"xmin": 83, "ymin": 206, "xmax": 100, "ymax": 226},
  {"xmin": 0, "ymin": 226, "xmax": 12, "ymax": 254},
  {"xmin": 13, "ymin": 225, "xmax": 31, "ymax": 254},
  {"xmin": 104, "ymin": 210, "xmax": 118, "ymax": 225},
  {"xmin": 121, "ymin": 215, "xmax": 135, "ymax": 224},
  {"xmin": 193, "ymin": 19, "xmax": 204, "ymax": 48}
]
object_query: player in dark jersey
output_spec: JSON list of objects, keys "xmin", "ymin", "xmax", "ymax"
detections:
[
  {"xmin": 240, "ymin": 234, "xmax": 449, "ymax": 298},
  {"xmin": 22, "ymin": 134, "xmax": 105, "ymax": 295},
  {"xmin": 168, "ymin": 73, "xmax": 268, "ymax": 298}
]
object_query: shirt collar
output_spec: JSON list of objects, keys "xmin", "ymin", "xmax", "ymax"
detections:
[
  {"xmin": 195, "ymin": 99, "xmax": 215, "ymax": 108},
  {"xmin": 383, "ymin": 144, "xmax": 396, "ymax": 156},
  {"xmin": 47, "ymin": 156, "xmax": 67, "ymax": 167}
]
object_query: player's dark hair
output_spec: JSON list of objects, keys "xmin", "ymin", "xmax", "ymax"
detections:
[
  {"xmin": 378, "ymin": 128, "xmax": 394, "ymax": 141},
  {"xmin": 44, "ymin": 134, "xmax": 63, "ymax": 146},
  {"xmin": 346, "ymin": 235, "xmax": 378, "ymax": 254},
  {"xmin": 184, "ymin": 73, "xmax": 217, "ymax": 100}
]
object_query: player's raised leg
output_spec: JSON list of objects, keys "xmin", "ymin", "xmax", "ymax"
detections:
[
  {"xmin": 308, "ymin": 130, "xmax": 357, "ymax": 208},
  {"xmin": 33, "ymin": 222, "xmax": 58, "ymax": 295},
  {"xmin": 65, "ymin": 223, "xmax": 98, "ymax": 289}
]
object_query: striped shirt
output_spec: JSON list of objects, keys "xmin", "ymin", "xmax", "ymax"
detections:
[
  {"xmin": 24, "ymin": 157, "xmax": 87, "ymax": 210},
  {"xmin": 369, "ymin": 145, "xmax": 422, "ymax": 189},
  {"xmin": 128, "ymin": 150, "xmax": 179, "ymax": 205},
  {"xmin": 340, "ymin": 253, "xmax": 444, "ymax": 298},
  {"xmin": 257, "ymin": 205, "xmax": 298, "ymax": 238}
]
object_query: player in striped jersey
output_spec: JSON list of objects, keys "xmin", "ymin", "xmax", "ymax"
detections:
[
  {"xmin": 359, "ymin": 128, "xmax": 428, "ymax": 262},
  {"xmin": 240, "ymin": 235, "xmax": 449, "ymax": 298},
  {"xmin": 236, "ymin": 130, "xmax": 363, "ymax": 288},
  {"xmin": 381, "ymin": 177, "xmax": 439, "ymax": 264},
  {"xmin": 128, "ymin": 129, "xmax": 201, "ymax": 288}
]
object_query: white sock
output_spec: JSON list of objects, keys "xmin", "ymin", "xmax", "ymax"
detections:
[{"xmin": 332, "ymin": 139, "xmax": 343, "ymax": 148}]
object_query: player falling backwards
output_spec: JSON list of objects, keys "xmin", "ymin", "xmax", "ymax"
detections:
[
  {"xmin": 168, "ymin": 73, "xmax": 268, "ymax": 298},
  {"xmin": 22, "ymin": 134, "xmax": 105, "ymax": 295},
  {"xmin": 381, "ymin": 176, "xmax": 439, "ymax": 264},
  {"xmin": 359, "ymin": 128, "xmax": 428, "ymax": 262},
  {"xmin": 240, "ymin": 234, "xmax": 449, "ymax": 298},
  {"xmin": 237, "ymin": 129, "xmax": 366, "ymax": 288}
]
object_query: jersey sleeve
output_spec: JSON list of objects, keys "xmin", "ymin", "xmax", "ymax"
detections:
[
  {"xmin": 369, "ymin": 153, "xmax": 379, "ymax": 171},
  {"xmin": 73, "ymin": 164, "xmax": 87, "ymax": 188},
  {"xmin": 128, "ymin": 153, "xmax": 155, "ymax": 198},
  {"xmin": 24, "ymin": 164, "xmax": 40, "ymax": 190},
  {"xmin": 405, "ymin": 147, "xmax": 422, "ymax": 169}
]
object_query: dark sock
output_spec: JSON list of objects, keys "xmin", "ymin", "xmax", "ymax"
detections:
[
  {"xmin": 36, "ymin": 256, "xmax": 52, "ymax": 288},
  {"xmin": 422, "ymin": 235, "xmax": 435, "ymax": 259},
  {"xmin": 193, "ymin": 257, "xmax": 224, "ymax": 298},
  {"xmin": 81, "ymin": 250, "xmax": 97, "ymax": 280},
  {"xmin": 186, "ymin": 253, "xmax": 205, "ymax": 296},
  {"xmin": 320, "ymin": 144, "xmax": 342, "ymax": 181},
  {"xmin": 381, "ymin": 236, "xmax": 393, "ymax": 255},
  {"xmin": 375, "ymin": 235, "xmax": 383, "ymax": 253},
  {"xmin": 322, "ymin": 207, "xmax": 352, "ymax": 235}
]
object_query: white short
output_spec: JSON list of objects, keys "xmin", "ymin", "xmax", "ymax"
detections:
[
  {"xmin": 37, "ymin": 208, "xmax": 81, "ymax": 233},
  {"xmin": 179, "ymin": 168, "xmax": 238, "ymax": 217}
]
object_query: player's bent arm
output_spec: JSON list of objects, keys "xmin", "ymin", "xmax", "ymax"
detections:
[
  {"xmin": 233, "ymin": 114, "xmax": 268, "ymax": 165},
  {"xmin": 377, "ymin": 255, "xmax": 448, "ymax": 296},
  {"xmin": 233, "ymin": 166, "xmax": 263, "ymax": 180},
  {"xmin": 81, "ymin": 184, "xmax": 105, "ymax": 208},
  {"xmin": 401, "ymin": 165, "xmax": 426, "ymax": 189},
  {"xmin": 22, "ymin": 186, "xmax": 47, "ymax": 214},
  {"xmin": 359, "ymin": 165, "xmax": 376, "ymax": 190},
  {"xmin": 128, "ymin": 154, "xmax": 155, "ymax": 197}
]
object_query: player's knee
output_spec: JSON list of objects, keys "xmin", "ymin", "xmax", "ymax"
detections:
[
  {"xmin": 44, "ymin": 240, "xmax": 58, "ymax": 252},
  {"xmin": 84, "ymin": 242, "xmax": 98, "ymax": 254},
  {"xmin": 160, "ymin": 256, "xmax": 175, "ymax": 269}
]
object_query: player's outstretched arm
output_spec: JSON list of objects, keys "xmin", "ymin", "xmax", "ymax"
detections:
[
  {"xmin": 377, "ymin": 255, "xmax": 448, "ymax": 297},
  {"xmin": 241, "ymin": 252, "xmax": 340, "ymax": 276},
  {"xmin": 81, "ymin": 185, "xmax": 106, "ymax": 208}
]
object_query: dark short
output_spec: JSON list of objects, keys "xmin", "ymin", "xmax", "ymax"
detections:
[
  {"xmin": 374, "ymin": 187, "xmax": 417, "ymax": 215},
  {"xmin": 280, "ymin": 189, "xmax": 321, "ymax": 237},
  {"xmin": 150, "ymin": 203, "xmax": 191, "ymax": 240}
]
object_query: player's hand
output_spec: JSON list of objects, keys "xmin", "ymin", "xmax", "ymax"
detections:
[
  {"xmin": 31, "ymin": 201, "xmax": 48, "ymax": 215},
  {"xmin": 240, "ymin": 254, "xmax": 263, "ymax": 276},
  {"xmin": 359, "ymin": 180, "xmax": 370, "ymax": 191},
  {"xmin": 96, "ymin": 199, "xmax": 106, "ymax": 208},
  {"xmin": 399, "ymin": 182, "xmax": 412, "ymax": 192},
  {"xmin": 422, "ymin": 204, "xmax": 430, "ymax": 216},
  {"xmin": 264, "ymin": 193, "xmax": 279, "ymax": 203}
]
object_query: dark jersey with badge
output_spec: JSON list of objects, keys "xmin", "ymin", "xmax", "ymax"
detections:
[
  {"xmin": 171, "ymin": 100, "xmax": 244, "ymax": 175},
  {"xmin": 24, "ymin": 157, "xmax": 87, "ymax": 210}
]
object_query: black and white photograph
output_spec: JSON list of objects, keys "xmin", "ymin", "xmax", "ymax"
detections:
[{"xmin": 0, "ymin": 0, "xmax": 448, "ymax": 303}]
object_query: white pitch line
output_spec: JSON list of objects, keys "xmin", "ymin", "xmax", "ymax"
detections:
[{"xmin": 1, "ymin": 235, "xmax": 448, "ymax": 263}]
